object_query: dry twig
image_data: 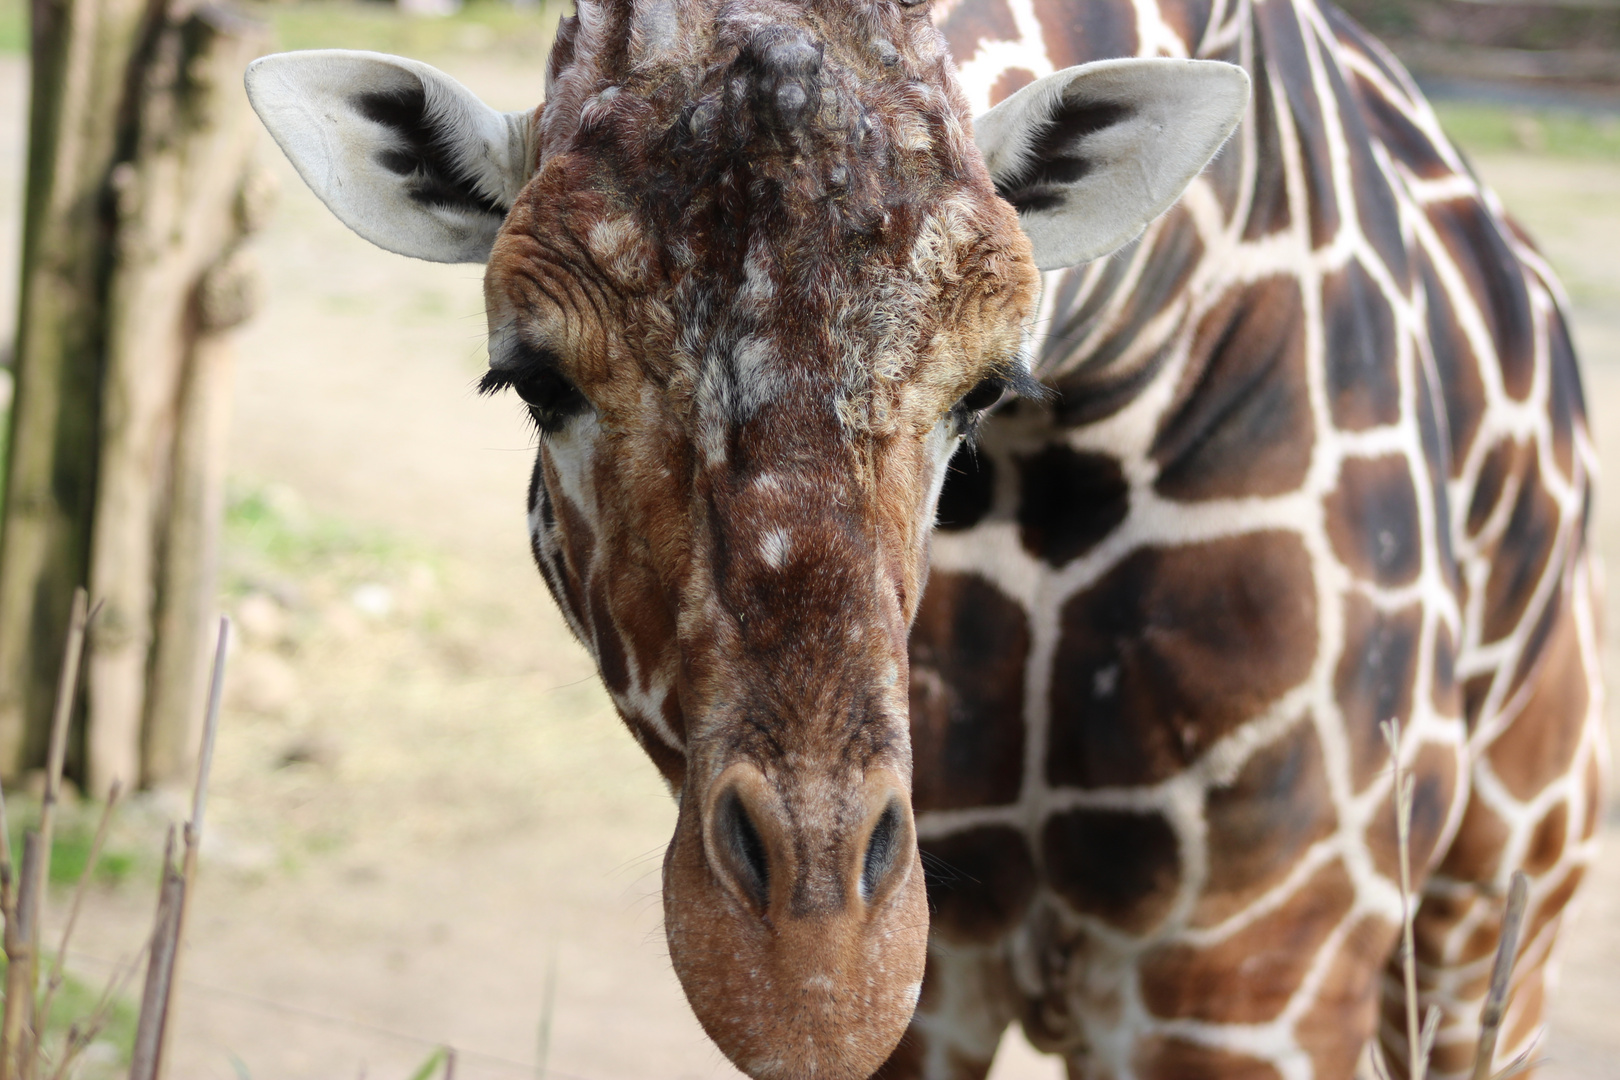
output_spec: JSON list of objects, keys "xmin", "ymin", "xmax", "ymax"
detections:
[
  {"xmin": 38, "ymin": 590, "xmax": 94, "ymax": 893},
  {"xmin": 1379, "ymin": 719, "xmax": 1429, "ymax": 1080},
  {"xmin": 153, "ymin": 615, "xmax": 229, "ymax": 1080},
  {"xmin": 46, "ymin": 945, "xmax": 147, "ymax": 1080},
  {"xmin": 1470, "ymin": 871, "xmax": 1531, "ymax": 1080},
  {"xmin": 34, "ymin": 782, "xmax": 124, "ymax": 1061},
  {"xmin": 1, "ymin": 591, "xmax": 92, "ymax": 1080},
  {"xmin": 130, "ymin": 829, "xmax": 183, "ymax": 1080}
]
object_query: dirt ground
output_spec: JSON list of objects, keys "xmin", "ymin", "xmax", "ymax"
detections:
[{"xmin": 2, "ymin": 44, "xmax": 1620, "ymax": 1080}]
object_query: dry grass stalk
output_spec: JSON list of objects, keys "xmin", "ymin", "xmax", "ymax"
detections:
[
  {"xmin": 2, "ymin": 835, "xmax": 43, "ymax": 1080},
  {"xmin": 154, "ymin": 615, "xmax": 229, "ymax": 1080},
  {"xmin": 1377, "ymin": 719, "xmax": 1429, "ymax": 1080},
  {"xmin": 34, "ymin": 781, "xmax": 124, "ymax": 1059},
  {"xmin": 38, "ymin": 589, "xmax": 93, "ymax": 894},
  {"xmin": 1, "ymin": 590, "xmax": 92, "ymax": 1080},
  {"xmin": 1469, "ymin": 870, "xmax": 1532, "ymax": 1080},
  {"xmin": 45, "ymin": 945, "xmax": 147, "ymax": 1080},
  {"xmin": 1370, "ymin": 722, "xmax": 1540, "ymax": 1080},
  {"xmin": 129, "ymin": 828, "xmax": 183, "ymax": 1080}
]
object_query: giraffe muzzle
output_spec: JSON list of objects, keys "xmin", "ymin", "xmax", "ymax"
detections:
[{"xmin": 664, "ymin": 760, "xmax": 929, "ymax": 1080}]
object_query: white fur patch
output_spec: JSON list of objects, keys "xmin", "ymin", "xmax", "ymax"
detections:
[{"xmin": 760, "ymin": 528, "xmax": 792, "ymax": 569}]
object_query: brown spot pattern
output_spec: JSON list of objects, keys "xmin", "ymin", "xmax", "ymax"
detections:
[
  {"xmin": 1435, "ymin": 795, "xmax": 1511, "ymax": 886},
  {"xmin": 1336, "ymin": 597, "xmax": 1422, "ymax": 791},
  {"xmin": 1047, "ymin": 532, "xmax": 1318, "ymax": 789},
  {"xmin": 1153, "ymin": 278, "xmax": 1312, "ymax": 501},
  {"xmin": 1196, "ymin": 721, "xmax": 1337, "ymax": 928},
  {"xmin": 939, "ymin": 0, "xmax": 1017, "ymax": 64},
  {"xmin": 1242, "ymin": 62, "xmax": 1293, "ymax": 241},
  {"xmin": 1466, "ymin": 438, "xmax": 1521, "ymax": 538},
  {"xmin": 1296, "ymin": 914, "xmax": 1392, "ymax": 1080},
  {"xmin": 1355, "ymin": 73, "xmax": 1450, "ymax": 180},
  {"xmin": 921, "ymin": 827, "xmax": 1038, "ymax": 944},
  {"xmin": 909, "ymin": 572, "xmax": 1028, "ymax": 811},
  {"xmin": 1425, "ymin": 198, "xmax": 1536, "ymax": 400},
  {"xmin": 1420, "ymin": 251, "xmax": 1486, "ymax": 477},
  {"xmin": 1487, "ymin": 603, "xmax": 1588, "ymax": 801},
  {"xmin": 1365, "ymin": 741, "xmax": 1457, "ymax": 880},
  {"xmin": 1042, "ymin": 808, "xmax": 1179, "ymax": 933},
  {"xmin": 1158, "ymin": 0, "xmax": 1214, "ymax": 53},
  {"xmin": 1031, "ymin": 0, "xmax": 1138, "ymax": 68},
  {"xmin": 1323, "ymin": 260, "xmax": 1400, "ymax": 431},
  {"xmin": 1057, "ymin": 207, "xmax": 1205, "ymax": 402},
  {"xmin": 1256, "ymin": 0, "xmax": 1338, "ymax": 247},
  {"xmin": 1324, "ymin": 455, "xmax": 1422, "ymax": 586},
  {"xmin": 1134, "ymin": 1038, "xmax": 1284, "ymax": 1080},
  {"xmin": 988, "ymin": 68, "xmax": 1036, "ymax": 106},
  {"xmin": 1015, "ymin": 446, "xmax": 1128, "ymax": 567},
  {"xmin": 1480, "ymin": 446, "xmax": 1560, "ymax": 644},
  {"xmin": 1524, "ymin": 803, "xmax": 1569, "ymax": 876},
  {"xmin": 1142, "ymin": 860, "xmax": 1357, "ymax": 1023},
  {"xmin": 1547, "ymin": 311, "xmax": 1583, "ymax": 480}
]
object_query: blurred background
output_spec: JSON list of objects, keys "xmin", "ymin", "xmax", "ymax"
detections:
[{"xmin": 0, "ymin": 0, "xmax": 1617, "ymax": 1077}]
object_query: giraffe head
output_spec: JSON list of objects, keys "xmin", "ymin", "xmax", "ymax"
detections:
[{"xmin": 247, "ymin": 10, "xmax": 1246, "ymax": 1075}]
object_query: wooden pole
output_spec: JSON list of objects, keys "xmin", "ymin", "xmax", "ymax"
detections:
[
  {"xmin": 144, "ymin": 174, "xmax": 270, "ymax": 787},
  {"xmin": 3, "ymin": 0, "xmax": 265, "ymax": 788},
  {"xmin": 86, "ymin": 2, "xmax": 266, "ymax": 792},
  {"xmin": 0, "ymin": 0, "xmax": 156, "ymax": 779}
]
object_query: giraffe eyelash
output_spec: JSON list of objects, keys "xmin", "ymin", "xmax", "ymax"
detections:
[
  {"xmin": 479, "ymin": 351, "xmax": 591, "ymax": 435},
  {"xmin": 951, "ymin": 362, "xmax": 1052, "ymax": 443}
]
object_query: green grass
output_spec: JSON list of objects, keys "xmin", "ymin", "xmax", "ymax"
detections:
[
  {"xmin": 0, "ymin": 0, "xmax": 20, "ymax": 55},
  {"xmin": 1436, "ymin": 101, "xmax": 1620, "ymax": 161},
  {"xmin": 4, "ymin": 805, "xmax": 142, "ymax": 888},
  {"xmin": 0, "ymin": 0, "xmax": 562, "ymax": 57},
  {"xmin": 257, "ymin": 0, "xmax": 563, "ymax": 60},
  {"xmin": 0, "ymin": 953, "xmax": 139, "ymax": 1079},
  {"xmin": 223, "ymin": 482, "xmax": 422, "ymax": 587}
]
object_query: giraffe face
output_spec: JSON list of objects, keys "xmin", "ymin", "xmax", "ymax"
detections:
[{"xmin": 480, "ymin": 5, "xmax": 1037, "ymax": 1076}]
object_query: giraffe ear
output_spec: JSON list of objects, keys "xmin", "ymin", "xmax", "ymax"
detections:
[
  {"xmin": 974, "ymin": 58, "xmax": 1250, "ymax": 271},
  {"xmin": 245, "ymin": 50, "xmax": 536, "ymax": 264}
]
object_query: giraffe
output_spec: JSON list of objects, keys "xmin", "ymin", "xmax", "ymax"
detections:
[
  {"xmin": 890, "ymin": 3, "xmax": 1604, "ymax": 1078},
  {"xmin": 241, "ymin": 0, "xmax": 1603, "ymax": 1077}
]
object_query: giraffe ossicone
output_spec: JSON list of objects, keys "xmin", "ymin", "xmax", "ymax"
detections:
[{"xmin": 247, "ymin": 1, "xmax": 1602, "ymax": 1078}]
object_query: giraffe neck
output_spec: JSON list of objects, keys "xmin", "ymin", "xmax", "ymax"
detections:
[{"xmin": 946, "ymin": 0, "xmax": 1436, "ymax": 440}]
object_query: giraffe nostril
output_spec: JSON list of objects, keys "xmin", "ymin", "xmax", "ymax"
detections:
[
  {"xmin": 715, "ymin": 788, "xmax": 771, "ymax": 911},
  {"xmin": 860, "ymin": 799, "xmax": 904, "ymax": 903}
]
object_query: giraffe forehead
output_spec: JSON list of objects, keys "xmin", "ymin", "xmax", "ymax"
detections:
[{"xmin": 489, "ymin": 167, "xmax": 1030, "ymax": 409}]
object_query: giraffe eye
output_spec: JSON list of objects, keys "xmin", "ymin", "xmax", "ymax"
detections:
[
  {"xmin": 478, "ymin": 349, "xmax": 591, "ymax": 434},
  {"xmin": 956, "ymin": 377, "xmax": 1006, "ymax": 415},
  {"xmin": 513, "ymin": 366, "xmax": 589, "ymax": 431}
]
